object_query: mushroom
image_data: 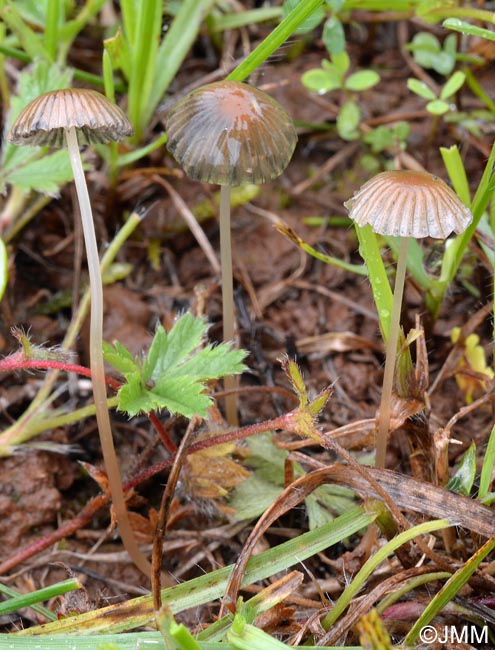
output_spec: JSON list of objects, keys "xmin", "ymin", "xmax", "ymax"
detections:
[
  {"xmin": 165, "ymin": 80, "xmax": 297, "ymax": 424},
  {"xmin": 344, "ymin": 170, "xmax": 473, "ymax": 468},
  {"xmin": 8, "ymin": 88, "xmax": 150, "ymax": 575}
]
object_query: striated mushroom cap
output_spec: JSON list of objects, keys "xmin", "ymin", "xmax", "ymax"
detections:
[
  {"xmin": 344, "ymin": 170, "xmax": 473, "ymax": 239},
  {"xmin": 8, "ymin": 88, "xmax": 133, "ymax": 147},
  {"xmin": 165, "ymin": 80, "xmax": 297, "ymax": 186}
]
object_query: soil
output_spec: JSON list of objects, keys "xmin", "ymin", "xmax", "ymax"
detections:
[{"xmin": 1, "ymin": 4, "xmax": 495, "ymax": 642}]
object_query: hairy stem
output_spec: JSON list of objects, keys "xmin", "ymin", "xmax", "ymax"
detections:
[
  {"xmin": 219, "ymin": 184, "xmax": 238, "ymax": 426},
  {"xmin": 376, "ymin": 236, "xmax": 410, "ymax": 469},
  {"xmin": 66, "ymin": 126, "xmax": 150, "ymax": 577}
]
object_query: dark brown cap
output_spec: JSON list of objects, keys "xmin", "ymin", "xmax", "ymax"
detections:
[
  {"xmin": 344, "ymin": 170, "xmax": 473, "ymax": 238},
  {"xmin": 8, "ymin": 88, "xmax": 133, "ymax": 147},
  {"xmin": 165, "ymin": 80, "xmax": 297, "ymax": 186}
]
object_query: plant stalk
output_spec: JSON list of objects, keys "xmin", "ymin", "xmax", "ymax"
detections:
[
  {"xmin": 65, "ymin": 126, "xmax": 150, "ymax": 577},
  {"xmin": 375, "ymin": 236, "xmax": 410, "ymax": 469},
  {"xmin": 219, "ymin": 184, "xmax": 238, "ymax": 426}
]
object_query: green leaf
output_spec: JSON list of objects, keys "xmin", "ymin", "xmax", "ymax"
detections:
[
  {"xmin": 440, "ymin": 70, "xmax": 465, "ymax": 100},
  {"xmin": 337, "ymin": 99, "xmax": 360, "ymax": 140},
  {"xmin": 331, "ymin": 50, "xmax": 350, "ymax": 76},
  {"xmin": 1, "ymin": 60, "xmax": 73, "ymax": 193},
  {"xmin": 406, "ymin": 32, "xmax": 441, "ymax": 70},
  {"xmin": 2, "ymin": 150, "xmax": 73, "ymax": 194},
  {"xmin": 446, "ymin": 443, "xmax": 476, "ymax": 496},
  {"xmin": 363, "ymin": 125, "xmax": 394, "ymax": 153},
  {"xmin": 305, "ymin": 484, "xmax": 354, "ymax": 529},
  {"xmin": 345, "ymin": 69, "xmax": 380, "ymax": 92},
  {"xmin": 105, "ymin": 313, "xmax": 247, "ymax": 418},
  {"xmin": 426, "ymin": 99, "xmax": 450, "ymax": 115},
  {"xmin": 146, "ymin": 315, "xmax": 205, "ymax": 377},
  {"xmin": 102, "ymin": 341, "xmax": 138, "ymax": 376},
  {"xmin": 322, "ymin": 16, "xmax": 345, "ymax": 56},
  {"xmin": 407, "ymin": 78, "xmax": 436, "ymax": 100},
  {"xmin": 301, "ymin": 67, "xmax": 341, "ymax": 94}
]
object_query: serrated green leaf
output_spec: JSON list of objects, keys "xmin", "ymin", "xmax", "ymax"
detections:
[
  {"xmin": 407, "ymin": 78, "xmax": 436, "ymax": 100},
  {"xmin": 149, "ymin": 376, "xmax": 212, "ymax": 417},
  {"xmin": 106, "ymin": 312, "xmax": 247, "ymax": 418},
  {"xmin": 345, "ymin": 70, "xmax": 380, "ymax": 92},
  {"xmin": 229, "ymin": 474, "xmax": 283, "ymax": 520},
  {"xmin": 171, "ymin": 344, "xmax": 247, "ymax": 381},
  {"xmin": 2, "ymin": 150, "xmax": 73, "ymax": 195},
  {"xmin": 118, "ymin": 379, "xmax": 156, "ymax": 417},
  {"xmin": 145, "ymin": 314, "xmax": 206, "ymax": 380},
  {"xmin": 103, "ymin": 340, "xmax": 139, "ymax": 376}
]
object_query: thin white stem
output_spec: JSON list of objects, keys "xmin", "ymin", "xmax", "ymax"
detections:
[
  {"xmin": 376, "ymin": 236, "xmax": 410, "ymax": 469},
  {"xmin": 219, "ymin": 185, "xmax": 238, "ymax": 426},
  {"xmin": 65, "ymin": 127, "xmax": 150, "ymax": 577}
]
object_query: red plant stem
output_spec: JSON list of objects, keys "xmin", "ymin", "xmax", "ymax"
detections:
[
  {"xmin": 0, "ymin": 356, "xmax": 178, "ymax": 454},
  {"xmin": 0, "ymin": 355, "xmax": 120, "ymax": 391},
  {"xmin": 148, "ymin": 412, "xmax": 177, "ymax": 455},
  {"xmin": 0, "ymin": 414, "xmax": 291, "ymax": 575}
]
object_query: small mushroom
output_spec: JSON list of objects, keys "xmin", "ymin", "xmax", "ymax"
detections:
[
  {"xmin": 166, "ymin": 80, "xmax": 297, "ymax": 424},
  {"xmin": 345, "ymin": 170, "xmax": 472, "ymax": 468},
  {"xmin": 8, "ymin": 89, "xmax": 150, "ymax": 576}
]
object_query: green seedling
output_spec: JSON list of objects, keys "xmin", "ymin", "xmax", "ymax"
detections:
[
  {"xmin": 363, "ymin": 121, "xmax": 410, "ymax": 155},
  {"xmin": 302, "ymin": 49, "xmax": 380, "ymax": 140},
  {"xmin": 407, "ymin": 69, "xmax": 466, "ymax": 117},
  {"xmin": 405, "ymin": 31, "xmax": 457, "ymax": 75}
]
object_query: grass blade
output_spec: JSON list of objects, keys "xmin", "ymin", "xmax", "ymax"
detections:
[
  {"xmin": 15, "ymin": 507, "xmax": 375, "ymax": 635},
  {"xmin": 322, "ymin": 519, "xmax": 450, "ymax": 629}
]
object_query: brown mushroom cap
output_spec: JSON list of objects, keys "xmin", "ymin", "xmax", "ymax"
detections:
[
  {"xmin": 8, "ymin": 88, "xmax": 133, "ymax": 147},
  {"xmin": 344, "ymin": 170, "xmax": 473, "ymax": 239},
  {"xmin": 165, "ymin": 80, "xmax": 297, "ymax": 186}
]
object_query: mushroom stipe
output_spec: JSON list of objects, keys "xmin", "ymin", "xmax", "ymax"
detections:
[
  {"xmin": 345, "ymin": 170, "xmax": 473, "ymax": 469},
  {"xmin": 8, "ymin": 89, "xmax": 151, "ymax": 577},
  {"xmin": 166, "ymin": 81, "xmax": 297, "ymax": 426}
]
